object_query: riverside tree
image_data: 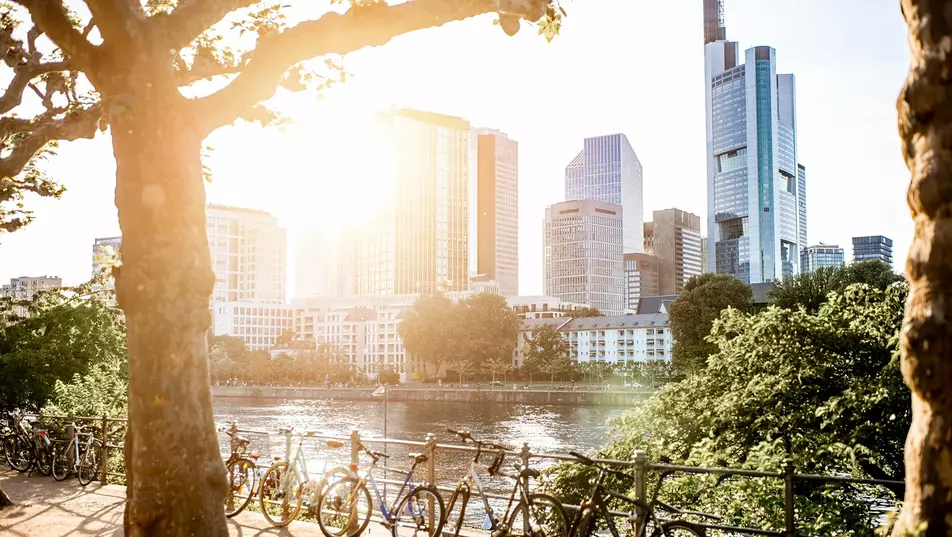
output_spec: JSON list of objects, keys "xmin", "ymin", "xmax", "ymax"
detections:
[{"xmin": 0, "ymin": 1, "xmax": 563, "ymax": 533}]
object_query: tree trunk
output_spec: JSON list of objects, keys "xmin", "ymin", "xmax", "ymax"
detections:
[
  {"xmin": 894, "ymin": 1, "xmax": 952, "ymax": 534},
  {"xmin": 109, "ymin": 69, "xmax": 227, "ymax": 535},
  {"xmin": 0, "ymin": 483, "xmax": 13, "ymax": 508}
]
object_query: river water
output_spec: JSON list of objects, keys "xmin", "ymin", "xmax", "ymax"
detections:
[{"xmin": 213, "ymin": 398, "xmax": 626, "ymax": 511}]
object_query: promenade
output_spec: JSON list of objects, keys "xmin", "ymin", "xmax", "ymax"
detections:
[{"xmin": 0, "ymin": 470, "xmax": 390, "ymax": 537}]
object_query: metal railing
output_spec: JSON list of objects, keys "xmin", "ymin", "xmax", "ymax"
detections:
[{"xmin": 22, "ymin": 414, "xmax": 904, "ymax": 536}]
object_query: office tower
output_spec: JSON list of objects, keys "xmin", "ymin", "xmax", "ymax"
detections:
[
  {"xmin": 852, "ymin": 235, "xmax": 893, "ymax": 266},
  {"xmin": 650, "ymin": 209, "xmax": 703, "ymax": 294},
  {"xmin": 705, "ymin": 7, "xmax": 802, "ymax": 283},
  {"xmin": 700, "ymin": 237, "xmax": 709, "ymax": 274},
  {"xmin": 544, "ymin": 200, "xmax": 624, "ymax": 315},
  {"xmin": 565, "ymin": 134, "xmax": 644, "ymax": 253},
  {"xmin": 295, "ymin": 228, "xmax": 349, "ymax": 298},
  {"xmin": 703, "ymin": 0, "xmax": 726, "ymax": 44},
  {"xmin": 355, "ymin": 107, "xmax": 470, "ymax": 296},
  {"xmin": 92, "ymin": 236, "xmax": 122, "ymax": 280},
  {"xmin": 624, "ymin": 253, "xmax": 660, "ymax": 312},
  {"xmin": 803, "ymin": 243, "xmax": 845, "ymax": 272},
  {"xmin": 0, "ymin": 275, "xmax": 61, "ymax": 300},
  {"xmin": 797, "ymin": 164, "xmax": 808, "ymax": 269},
  {"xmin": 206, "ymin": 204, "xmax": 286, "ymax": 304},
  {"xmin": 644, "ymin": 222, "xmax": 655, "ymax": 255},
  {"xmin": 476, "ymin": 128, "xmax": 519, "ymax": 296}
]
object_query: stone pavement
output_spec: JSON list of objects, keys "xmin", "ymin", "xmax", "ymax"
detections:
[{"xmin": 0, "ymin": 470, "xmax": 399, "ymax": 537}]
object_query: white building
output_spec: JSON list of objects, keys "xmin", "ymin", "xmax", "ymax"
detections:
[
  {"xmin": 213, "ymin": 302, "xmax": 293, "ymax": 352},
  {"xmin": 295, "ymin": 227, "xmax": 348, "ymax": 298},
  {"xmin": 544, "ymin": 199, "xmax": 625, "ymax": 315},
  {"xmin": 475, "ymin": 129, "xmax": 519, "ymax": 297},
  {"xmin": 354, "ymin": 108, "xmax": 471, "ymax": 297},
  {"xmin": 507, "ymin": 295, "xmax": 590, "ymax": 319},
  {"xmin": 705, "ymin": 3, "xmax": 803, "ymax": 283},
  {"xmin": 1, "ymin": 275, "xmax": 62, "ymax": 301},
  {"xmin": 513, "ymin": 314, "xmax": 672, "ymax": 368}
]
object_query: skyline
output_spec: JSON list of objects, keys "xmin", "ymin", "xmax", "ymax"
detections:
[{"xmin": 0, "ymin": 0, "xmax": 912, "ymax": 295}]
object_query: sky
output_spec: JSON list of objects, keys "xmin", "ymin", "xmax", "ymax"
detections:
[{"xmin": 0, "ymin": 0, "xmax": 912, "ymax": 297}]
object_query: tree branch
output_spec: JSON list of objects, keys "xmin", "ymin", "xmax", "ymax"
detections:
[
  {"xmin": 17, "ymin": 1, "xmax": 98, "ymax": 68},
  {"xmin": 154, "ymin": 0, "xmax": 259, "ymax": 52},
  {"xmin": 83, "ymin": 0, "xmax": 145, "ymax": 45},
  {"xmin": 0, "ymin": 61, "xmax": 71, "ymax": 116},
  {"xmin": 193, "ymin": 0, "xmax": 550, "ymax": 133},
  {"xmin": 0, "ymin": 104, "xmax": 102, "ymax": 178}
]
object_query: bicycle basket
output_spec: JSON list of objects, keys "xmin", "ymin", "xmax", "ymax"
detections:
[{"xmin": 488, "ymin": 450, "xmax": 506, "ymax": 476}]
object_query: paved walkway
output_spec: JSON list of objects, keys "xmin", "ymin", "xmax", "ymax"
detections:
[{"xmin": 0, "ymin": 470, "xmax": 394, "ymax": 536}]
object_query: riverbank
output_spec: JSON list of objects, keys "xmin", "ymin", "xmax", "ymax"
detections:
[{"xmin": 211, "ymin": 385, "xmax": 654, "ymax": 406}]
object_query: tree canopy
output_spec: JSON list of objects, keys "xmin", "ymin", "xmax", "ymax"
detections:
[
  {"xmin": 523, "ymin": 323, "xmax": 571, "ymax": 382},
  {"xmin": 568, "ymin": 306, "xmax": 603, "ymax": 318},
  {"xmin": 768, "ymin": 260, "xmax": 903, "ymax": 312},
  {"xmin": 667, "ymin": 273, "xmax": 752, "ymax": 374},
  {"xmin": 549, "ymin": 282, "xmax": 909, "ymax": 535}
]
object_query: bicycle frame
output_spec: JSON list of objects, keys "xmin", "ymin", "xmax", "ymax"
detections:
[
  {"xmin": 449, "ymin": 445, "xmax": 529, "ymax": 534},
  {"xmin": 574, "ymin": 473, "xmax": 648, "ymax": 537},
  {"xmin": 358, "ymin": 454, "xmax": 422, "ymax": 523}
]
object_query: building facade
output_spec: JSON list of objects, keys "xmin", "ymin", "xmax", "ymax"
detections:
[
  {"xmin": 213, "ymin": 302, "xmax": 293, "ymax": 352},
  {"xmin": 705, "ymin": 8, "xmax": 803, "ymax": 283},
  {"xmin": 507, "ymin": 295, "xmax": 590, "ymax": 319},
  {"xmin": 206, "ymin": 204, "xmax": 287, "ymax": 304},
  {"xmin": 803, "ymin": 244, "xmax": 845, "ymax": 272},
  {"xmin": 0, "ymin": 275, "xmax": 62, "ymax": 301},
  {"xmin": 513, "ymin": 314, "xmax": 672, "ymax": 368},
  {"xmin": 797, "ymin": 164, "xmax": 808, "ymax": 269},
  {"xmin": 476, "ymin": 129, "xmax": 519, "ymax": 297},
  {"xmin": 354, "ymin": 108, "xmax": 471, "ymax": 296},
  {"xmin": 544, "ymin": 200, "xmax": 625, "ymax": 315},
  {"xmin": 852, "ymin": 235, "xmax": 893, "ymax": 266},
  {"xmin": 92, "ymin": 236, "xmax": 122, "ymax": 281},
  {"xmin": 565, "ymin": 134, "xmax": 644, "ymax": 253},
  {"xmin": 649, "ymin": 209, "xmax": 703, "ymax": 294},
  {"xmin": 295, "ymin": 228, "xmax": 345, "ymax": 299},
  {"xmin": 623, "ymin": 253, "xmax": 660, "ymax": 312}
]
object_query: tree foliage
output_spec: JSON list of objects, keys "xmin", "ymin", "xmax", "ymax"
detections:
[
  {"xmin": 548, "ymin": 283, "xmax": 909, "ymax": 535},
  {"xmin": 0, "ymin": 280, "xmax": 126, "ymax": 413},
  {"xmin": 523, "ymin": 323, "xmax": 571, "ymax": 382},
  {"xmin": 568, "ymin": 306, "xmax": 603, "ymax": 318},
  {"xmin": 768, "ymin": 260, "xmax": 903, "ymax": 312},
  {"xmin": 667, "ymin": 273, "xmax": 752, "ymax": 374}
]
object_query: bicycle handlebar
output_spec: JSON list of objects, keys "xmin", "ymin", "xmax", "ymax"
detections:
[{"xmin": 569, "ymin": 452, "xmax": 633, "ymax": 480}]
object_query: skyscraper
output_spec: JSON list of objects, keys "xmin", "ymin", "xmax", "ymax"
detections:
[
  {"xmin": 206, "ymin": 204, "xmax": 287, "ymax": 304},
  {"xmin": 355, "ymin": 107, "xmax": 471, "ymax": 296},
  {"xmin": 649, "ymin": 209, "xmax": 703, "ymax": 294},
  {"xmin": 295, "ymin": 228, "xmax": 346, "ymax": 298},
  {"xmin": 852, "ymin": 235, "xmax": 893, "ymax": 266},
  {"xmin": 476, "ymin": 129, "xmax": 519, "ymax": 297},
  {"xmin": 544, "ymin": 200, "xmax": 624, "ymax": 315},
  {"xmin": 797, "ymin": 164, "xmax": 808, "ymax": 269},
  {"xmin": 565, "ymin": 134, "xmax": 644, "ymax": 253},
  {"xmin": 624, "ymin": 253, "xmax": 660, "ymax": 312},
  {"xmin": 704, "ymin": 4, "xmax": 803, "ymax": 283},
  {"xmin": 803, "ymin": 244, "xmax": 845, "ymax": 272},
  {"xmin": 92, "ymin": 236, "xmax": 122, "ymax": 281}
]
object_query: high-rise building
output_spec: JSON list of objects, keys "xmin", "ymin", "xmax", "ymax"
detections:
[
  {"xmin": 624, "ymin": 253, "xmax": 660, "ymax": 312},
  {"xmin": 0, "ymin": 275, "xmax": 62, "ymax": 301},
  {"xmin": 544, "ymin": 200, "xmax": 624, "ymax": 315},
  {"xmin": 476, "ymin": 129, "xmax": 519, "ymax": 297},
  {"xmin": 803, "ymin": 244, "xmax": 845, "ymax": 272},
  {"xmin": 700, "ymin": 237, "xmax": 709, "ymax": 274},
  {"xmin": 852, "ymin": 235, "xmax": 893, "ymax": 266},
  {"xmin": 295, "ymin": 228, "xmax": 351, "ymax": 298},
  {"xmin": 355, "ymin": 107, "xmax": 470, "ymax": 296},
  {"xmin": 206, "ymin": 204, "xmax": 286, "ymax": 304},
  {"xmin": 797, "ymin": 164, "xmax": 808, "ymax": 269},
  {"xmin": 644, "ymin": 222, "xmax": 655, "ymax": 255},
  {"xmin": 649, "ymin": 209, "xmax": 703, "ymax": 294},
  {"xmin": 565, "ymin": 134, "xmax": 644, "ymax": 253},
  {"xmin": 704, "ymin": 6, "xmax": 803, "ymax": 283},
  {"xmin": 92, "ymin": 236, "xmax": 122, "ymax": 280}
]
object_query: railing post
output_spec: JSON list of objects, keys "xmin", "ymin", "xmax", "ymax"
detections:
[
  {"xmin": 100, "ymin": 415, "xmax": 109, "ymax": 483},
  {"xmin": 632, "ymin": 450, "xmax": 648, "ymax": 502},
  {"xmin": 520, "ymin": 442, "xmax": 531, "ymax": 493},
  {"xmin": 351, "ymin": 428, "xmax": 360, "ymax": 468},
  {"xmin": 426, "ymin": 433, "xmax": 436, "ymax": 530},
  {"xmin": 783, "ymin": 458, "xmax": 796, "ymax": 537}
]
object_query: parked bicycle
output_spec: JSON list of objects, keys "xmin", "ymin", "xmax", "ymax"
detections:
[
  {"xmin": 219, "ymin": 422, "xmax": 261, "ymax": 517},
  {"xmin": 443, "ymin": 428, "xmax": 568, "ymax": 537},
  {"xmin": 566, "ymin": 452, "xmax": 719, "ymax": 537},
  {"xmin": 257, "ymin": 426, "xmax": 354, "ymax": 527},
  {"xmin": 315, "ymin": 440, "xmax": 445, "ymax": 537},
  {"xmin": 3, "ymin": 414, "xmax": 52, "ymax": 475},
  {"xmin": 51, "ymin": 423, "xmax": 102, "ymax": 486}
]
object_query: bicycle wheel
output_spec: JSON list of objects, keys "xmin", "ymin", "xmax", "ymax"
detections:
[
  {"xmin": 259, "ymin": 462, "xmax": 303, "ymax": 527},
  {"xmin": 4, "ymin": 435, "xmax": 31, "ymax": 472},
  {"xmin": 658, "ymin": 521, "xmax": 706, "ymax": 537},
  {"xmin": 35, "ymin": 443, "xmax": 53, "ymax": 476},
  {"xmin": 78, "ymin": 441, "xmax": 102, "ymax": 486},
  {"xmin": 568, "ymin": 506, "xmax": 598, "ymax": 537},
  {"xmin": 317, "ymin": 465, "xmax": 355, "ymax": 500},
  {"xmin": 507, "ymin": 492, "xmax": 569, "ymax": 537},
  {"xmin": 443, "ymin": 484, "xmax": 471, "ymax": 537},
  {"xmin": 52, "ymin": 441, "xmax": 74, "ymax": 481},
  {"xmin": 224, "ymin": 457, "xmax": 256, "ymax": 518},
  {"xmin": 390, "ymin": 485, "xmax": 445, "ymax": 537},
  {"xmin": 316, "ymin": 476, "xmax": 372, "ymax": 537}
]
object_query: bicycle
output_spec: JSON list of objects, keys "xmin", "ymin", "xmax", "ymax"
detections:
[
  {"xmin": 315, "ymin": 440, "xmax": 445, "ymax": 537},
  {"xmin": 566, "ymin": 452, "xmax": 719, "ymax": 537},
  {"xmin": 257, "ymin": 426, "xmax": 355, "ymax": 527},
  {"xmin": 219, "ymin": 422, "xmax": 261, "ymax": 517},
  {"xmin": 443, "ymin": 428, "xmax": 569, "ymax": 537},
  {"xmin": 51, "ymin": 423, "xmax": 103, "ymax": 486}
]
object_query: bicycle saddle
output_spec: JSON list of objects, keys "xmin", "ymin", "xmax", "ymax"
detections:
[
  {"xmin": 514, "ymin": 464, "xmax": 540, "ymax": 479},
  {"xmin": 407, "ymin": 452, "xmax": 427, "ymax": 464}
]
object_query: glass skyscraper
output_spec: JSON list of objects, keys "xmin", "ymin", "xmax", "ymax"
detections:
[
  {"xmin": 565, "ymin": 134, "xmax": 644, "ymax": 253},
  {"xmin": 704, "ymin": 5, "xmax": 804, "ymax": 283},
  {"xmin": 852, "ymin": 235, "xmax": 893, "ymax": 266},
  {"xmin": 803, "ymin": 244, "xmax": 845, "ymax": 272}
]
